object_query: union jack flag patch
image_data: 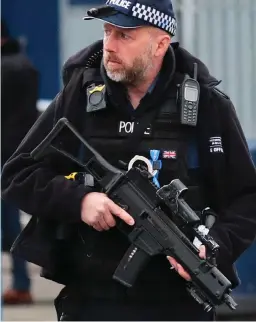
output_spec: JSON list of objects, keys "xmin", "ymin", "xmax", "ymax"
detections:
[{"xmin": 162, "ymin": 150, "xmax": 177, "ymax": 159}]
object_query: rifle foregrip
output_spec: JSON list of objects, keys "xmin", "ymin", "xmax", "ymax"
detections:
[{"xmin": 113, "ymin": 245, "xmax": 151, "ymax": 287}]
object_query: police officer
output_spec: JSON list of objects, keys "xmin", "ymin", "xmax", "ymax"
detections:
[{"xmin": 2, "ymin": 0, "xmax": 256, "ymax": 320}]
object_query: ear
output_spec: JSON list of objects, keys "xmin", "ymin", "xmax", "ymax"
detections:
[{"xmin": 155, "ymin": 35, "xmax": 171, "ymax": 57}]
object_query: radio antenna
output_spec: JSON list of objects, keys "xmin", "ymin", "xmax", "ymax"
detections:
[{"xmin": 193, "ymin": 63, "xmax": 198, "ymax": 80}]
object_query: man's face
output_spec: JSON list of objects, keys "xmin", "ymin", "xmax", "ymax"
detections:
[{"xmin": 103, "ymin": 23, "xmax": 154, "ymax": 85}]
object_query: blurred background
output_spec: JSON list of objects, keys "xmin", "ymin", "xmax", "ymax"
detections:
[{"xmin": 1, "ymin": 0, "xmax": 256, "ymax": 321}]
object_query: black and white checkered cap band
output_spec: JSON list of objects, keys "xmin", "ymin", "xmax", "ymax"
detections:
[{"xmin": 132, "ymin": 3, "xmax": 177, "ymax": 36}]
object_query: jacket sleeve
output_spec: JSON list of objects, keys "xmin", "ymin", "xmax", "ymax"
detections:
[
  {"xmin": 1, "ymin": 94, "xmax": 93, "ymax": 223},
  {"xmin": 209, "ymin": 92, "xmax": 256, "ymax": 275}
]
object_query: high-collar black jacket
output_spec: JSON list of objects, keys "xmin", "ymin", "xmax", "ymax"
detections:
[{"xmin": 2, "ymin": 41, "xmax": 256, "ymax": 288}]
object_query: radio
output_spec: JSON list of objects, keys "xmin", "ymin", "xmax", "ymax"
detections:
[{"xmin": 179, "ymin": 63, "xmax": 200, "ymax": 127}]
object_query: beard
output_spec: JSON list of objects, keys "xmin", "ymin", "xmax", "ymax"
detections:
[{"xmin": 103, "ymin": 44, "xmax": 154, "ymax": 85}]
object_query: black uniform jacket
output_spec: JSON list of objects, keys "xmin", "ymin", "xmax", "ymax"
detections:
[{"xmin": 2, "ymin": 40, "xmax": 256, "ymax": 288}]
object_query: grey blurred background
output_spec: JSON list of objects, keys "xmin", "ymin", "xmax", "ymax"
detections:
[{"xmin": 1, "ymin": 0, "xmax": 256, "ymax": 321}]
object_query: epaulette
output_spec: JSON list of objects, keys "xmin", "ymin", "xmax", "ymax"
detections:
[{"xmin": 212, "ymin": 87, "xmax": 230, "ymax": 100}]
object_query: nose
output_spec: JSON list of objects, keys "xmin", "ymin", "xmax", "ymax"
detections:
[{"xmin": 104, "ymin": 32, "xmax": 117, "ymax": 53}]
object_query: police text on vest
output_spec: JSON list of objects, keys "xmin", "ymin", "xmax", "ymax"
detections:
[
  {"xmin": 119, "ymin": 121, "xmax": 134, "ymax": 134},
  {"xmin": 119, "ymin": 121, "xmax": 151, "ymax": 135}
]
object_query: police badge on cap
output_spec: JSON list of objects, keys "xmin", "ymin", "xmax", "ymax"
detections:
[{"xmin": 83, "ymin": 0, "xmax": 177, "ymax": 37}]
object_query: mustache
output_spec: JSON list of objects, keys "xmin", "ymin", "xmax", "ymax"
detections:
[{"xmin": 105, "ymin": 54, "xmax": 123, "ymax": 64}]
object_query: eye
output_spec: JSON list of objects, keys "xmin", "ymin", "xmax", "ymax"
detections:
[
  {"xmin": 120, "ymin": 32, "xmax": 130, "ymax": 40},
  {"xmin": 104, "ymin": 29, "xmax": 111, "ymax": 37}
]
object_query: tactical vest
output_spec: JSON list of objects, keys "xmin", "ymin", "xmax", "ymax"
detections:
[
  {"xmin": 80, "ymin": 69, "xmax": 201, "ymax": 188},
  {"xmin": 64, "ymin": 67, "xmax": 209, "ymax": 297}
]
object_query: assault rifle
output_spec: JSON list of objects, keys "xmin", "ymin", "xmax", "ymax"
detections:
[{"xmin": 31, "ymin": 117, "xmax": 237, "ymax": 312}]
